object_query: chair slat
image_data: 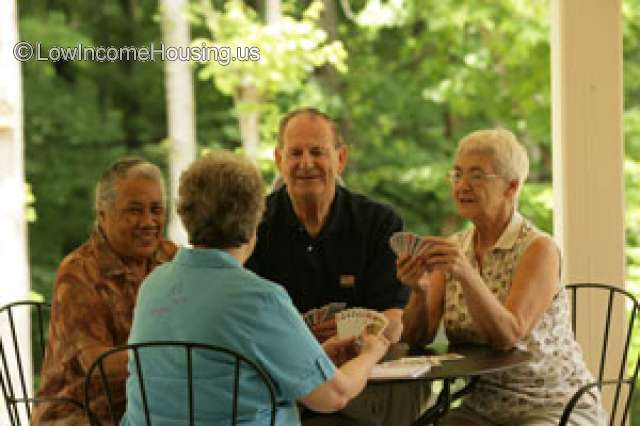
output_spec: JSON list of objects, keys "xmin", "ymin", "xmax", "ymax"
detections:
[
  {"xmin": 84, "ymin": 341, "xmax": 278, "ymax": 426},
  {"xmin": 187, "ymin": 346, "xmax": 193, "ymax": 426},
  {"xmin": 0, "ymin": 301, "xmax": 53, "ymax": 425},
  {"xmin": 562, "ymin": 283, "xmax": 640, "ymax": 426}
]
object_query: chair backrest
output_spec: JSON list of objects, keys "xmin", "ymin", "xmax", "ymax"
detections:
[
  {"xmin": 84, "ymin": 341, "xmax": 278, "ymax": 426},
  {"xmin": 0, "ymin": 300, "xmax": 50, "ymax": 425},
  {"xmin": 563, "ymin": 283, "xmax": 640, "ymax": 425}
]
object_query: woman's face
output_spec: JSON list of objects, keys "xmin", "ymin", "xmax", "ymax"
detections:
[{"xmin": 450, "ymin": 152, "xmax": 514, "ymax": 221}]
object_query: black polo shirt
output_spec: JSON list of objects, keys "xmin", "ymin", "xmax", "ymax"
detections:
[{"xmin": 246, "ymin": 185, "xmax": 409, "ymax": 313}]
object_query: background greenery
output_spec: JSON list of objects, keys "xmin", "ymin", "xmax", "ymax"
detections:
[{"xmin": 18, "ymin": 0, "xmax": 639, "ymax": 421}]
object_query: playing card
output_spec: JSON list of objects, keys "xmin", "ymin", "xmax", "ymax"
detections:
[
  {"xmin": 389, "ymin": 232, "xmax": 405, "ymax": 256},
  {"xmin": 409, "ymin": 234, "xmax": 421, "ymax": 256},
  {"xmin": 303, "ymin": 309, "xmax": 316, "ymax": 327},
  {"xmin": 336, "ymin": 308, "xmax": 388, "ymax": 338},
  {"xmin": 314, "ymin": 305, "xmax": 329, "ymax": 324},
  {"xmin": 325, "ymin": 302, "xmax": 347, "ymax": 320},
  {"xmin": 432, "ymin": 353, "xmax": 464, "ymax": 361},
  {"xmin": 389, "ymin": 232, "xmax": 422, "ymax": 257},
  {"xmin": 303, "ymin": 302, "xmax": 348, "ymax": 328},
  {"xmin": 414, "ymin": 239, "xmax": 433, "ymax": 257}
]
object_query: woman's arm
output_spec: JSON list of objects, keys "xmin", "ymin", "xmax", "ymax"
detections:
[
  {"xmin": 395, "ymin": 254, "xmax": 446, "ymax": 347},
  {"xmin": 402, "ymin": 273, "xmax": 445, "ymax": 346},
  {"xmin": 381, "ymin": 308, "xmax": 403, "ymax": 343},
  {"xmin": 299, "ymin": 332, "xmax": 389, "ymax": 412},
  {"xmin": 425, "ymin": 235, "xmax": 559, "ymax": 350}
]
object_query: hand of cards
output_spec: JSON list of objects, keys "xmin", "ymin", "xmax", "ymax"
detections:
[
  {"xmin": 336, "ymin": 308, "xmax": 389, "ymax": 339},
  {"xmin": 303, "ymin": 302, "xmax": 347, "ymax": 328},
  {"xmin": 389, "ymin": 232, "xmax": 430, "ymax": 258}
]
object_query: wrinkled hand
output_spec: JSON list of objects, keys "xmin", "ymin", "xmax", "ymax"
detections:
[
  {"xmin": 396, "ymin": 252, "xmax": 429, "ymax": 293},
  {"xmin": 322, "ymin": 335, "xmax": 358, "ymax": 366},
  {"xmin": 418, "ymin": 236, "xmax": 474, "ymax": 281},
  {"xmin": 312, "ymin": 319, "xmax": 337, "ymax": 343},
  {"xmin": 358, "ymin": 329, "xmax": 390, "ymax": 362}
]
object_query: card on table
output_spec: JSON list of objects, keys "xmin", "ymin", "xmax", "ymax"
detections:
[{"xmin": 370, "ymin": 356, "xmax": 434, "ymax": 379}]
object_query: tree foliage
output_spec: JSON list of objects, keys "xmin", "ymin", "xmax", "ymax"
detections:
[{"xmin": 191, "ymin": 0, "xmax": 346, "ymax": 98}]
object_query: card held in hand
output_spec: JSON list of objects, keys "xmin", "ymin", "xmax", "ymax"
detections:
[
  {"xmin": 336, "ymin": 308, "xmax": 389, "ymax": 339},
  {"xmin": 303, "ymin": 302, "xmax": 347, "ymax": 328}
]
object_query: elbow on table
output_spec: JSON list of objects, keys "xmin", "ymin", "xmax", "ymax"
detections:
[
  {"xmin": 489, "ymin": 326, "xmax": 527, "ymax": 351},
  {"xmin": 491, "ymin": 339, "xmax": 518, "ymax": 352}
]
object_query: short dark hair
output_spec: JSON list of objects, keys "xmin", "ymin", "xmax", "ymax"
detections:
[{"xmin": 277, "ymin": 107, "xmax": 344, "ymax": 148}]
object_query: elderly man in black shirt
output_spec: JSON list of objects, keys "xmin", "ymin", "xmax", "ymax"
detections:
[{"xmin": 247, "ymin": 108, "xmax": 431, "ymax": 426}]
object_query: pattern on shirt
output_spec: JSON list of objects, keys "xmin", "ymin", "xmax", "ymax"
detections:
[
  {"xmin": 443, "ymin": 214, "xmax": 600, "ymax": 423},
  {"xmin": 31, "ymin": 228, "xmax": 176, "ymax": 426}
]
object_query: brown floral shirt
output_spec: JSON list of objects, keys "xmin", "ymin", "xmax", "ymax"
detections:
[{"xmin": 31, "ymin": 228, "xmax": 176, "ymax": 425}]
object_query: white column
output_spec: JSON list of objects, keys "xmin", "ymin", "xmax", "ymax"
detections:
[
  {"xmin": 0, "ymin": 0, "xmax": 32, "ymax": 424},
  {"xmin": 550, "ymin": 0, "xmax": 625, "ymax": 413},
  {"xmin": 160, "ymin": 0, "xmax": 196, "ymax": 246}
]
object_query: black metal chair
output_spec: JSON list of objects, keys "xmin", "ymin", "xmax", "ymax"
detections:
[
  {"xmin": 0, "ymin": 300, "xmax": 84, "ymax": 425},
  {"xmin": 84, "ymin": 341, "xmax": 278, "ymax": 426},
  {"xmin": 560, "ymin": 283, "xmax": 640, "ymax": 426}
]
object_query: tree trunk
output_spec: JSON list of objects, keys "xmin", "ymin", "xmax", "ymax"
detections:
[
  {"xmin": 317, "ymin": 0, "xmax": 339, "ymax": 90},
  {"xmin": 0, "ymin": 0, "xmax": 32, "ymax": 422},
  {"xmin": 265, "ymin": 0, "xmax": 281, "ymax": 24},
  {"xmin": 160, "ymin": 0, "xmax": 196, "ymax": 245},
  {"xmin": 234, "ymin": 83, "xmax": 261, "ymax": 162},
  {"xmin": 233, "ymin": 0, "xmax": 281, "ymax": 162}
]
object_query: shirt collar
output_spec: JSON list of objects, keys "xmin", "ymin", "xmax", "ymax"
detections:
[
  {"xmin": 92, "ymin": 227, "xmax": 174, "ymax": 280},
  {"xmin": 493, "ymin": 211, "xmax": 524, "ymax": 250},
  {"xmin": 174, "ymin": 247, "xmax": 242, "ymax": 269},
  {"xmin": 459, "ymin": 211, "xmax": 524, "ymax": 254},
  {"xmin": 276, "ymin": 185, "xmax": 345, "ymax": 238}
]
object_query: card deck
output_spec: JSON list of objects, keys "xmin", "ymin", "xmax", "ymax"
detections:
[
  {"xmin": 389, "ymin": 231, "xmax": 425, "ymax": 258},
  {"xmin": 303, "ymin": 302, "xmax": 347, "ymax": 328},
  {"xmin": 336, "ymin": 308, "xmax": 389, "ymax": 339}
]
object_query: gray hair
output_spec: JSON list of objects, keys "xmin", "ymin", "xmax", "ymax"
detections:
[
  {"xmin": 177, "ymin": 150, "xmax": 265, "ymax": 249},
  {"xmin": 95, "ymin": 157, "xmax": 165, "ymax": 212},
  {"xmin": 456, "ymin": 128, "xmax": 529, "ymax": 197}
]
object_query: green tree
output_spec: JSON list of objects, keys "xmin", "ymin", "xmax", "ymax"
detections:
[{"xmin": 191, "ymin": 0, "xmax": 346, "ymax": 160}]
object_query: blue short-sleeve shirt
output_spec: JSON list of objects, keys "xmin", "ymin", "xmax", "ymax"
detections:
[{"xmin": 121, "ymin": 248, "xmax": 336, "ymax": 426}]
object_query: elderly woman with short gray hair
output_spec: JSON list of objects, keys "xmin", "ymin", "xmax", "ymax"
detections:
[
  {"xmin": 122, "ymin": 151, "xmax": 390, "ymax": 426},
  {"xmin": 399, "ymin": 129, "xmax": 605, "ymax": 425}
]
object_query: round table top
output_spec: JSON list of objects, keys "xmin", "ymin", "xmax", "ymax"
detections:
[{"xmin": 370, "ymin": 342, "xmax": 533, "ymax": 383}]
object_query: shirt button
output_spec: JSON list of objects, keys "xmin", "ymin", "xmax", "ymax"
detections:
[{"xmin": 307, "ymin": 245, "xmax": 313, "ymax": 252}]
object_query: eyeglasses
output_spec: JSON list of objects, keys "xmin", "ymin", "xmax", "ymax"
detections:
[{"xmin": 447, "ymin": 169, "xmax": 501, "ymax": 185}]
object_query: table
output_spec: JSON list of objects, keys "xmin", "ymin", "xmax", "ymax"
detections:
[{"xmin": 369, "ymin": 343, "xmax": 533, "ymax": 425}]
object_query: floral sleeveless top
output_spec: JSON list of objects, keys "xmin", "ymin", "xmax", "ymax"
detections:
[{"xmin": 444, "ymin": 212, "xmax": 600, "ymax": 422}]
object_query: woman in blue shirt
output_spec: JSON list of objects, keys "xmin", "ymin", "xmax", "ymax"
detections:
[{"xmin": 121, "ymin": 150, "xmax": 389, "ymax": 425}]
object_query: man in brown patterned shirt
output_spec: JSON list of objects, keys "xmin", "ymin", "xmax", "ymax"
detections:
[{"xmin": 32, "ymin": 158, "xmax": 177, "ymax": 425}]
